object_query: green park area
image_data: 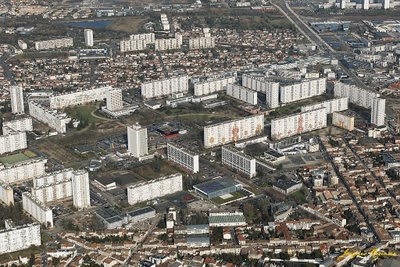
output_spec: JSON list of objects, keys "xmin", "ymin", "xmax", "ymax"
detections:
[{"xmin": 132, "ymin": 159, "xmax": 179, "ymax": 180}]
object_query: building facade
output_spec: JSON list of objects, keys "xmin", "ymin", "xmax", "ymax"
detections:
[
  {"xmin": 84, "ymin": 29, "xmax": 94, "ymax": 47},
  {"xmin": 221, "ymin": 146, "xmax": 257, "ymax": 178},
  {"xmin": 271, "ymin": 107, "xmax": 327, "ymax": 140},
  {"xmin": 49, "ymin": 86, "xmax": 113, "ymax": 109},
  {"xmin": 34, "ymin": 38, "xmax": 73, "ymax": 51},
  {"xmin": 333, "ymin": 81, "xmax": 379, "ymax": 108},
  {"xmin": 301, "ymin": 97, "xmax": 348, "ymax": 114},
  {"xmin": 141, "ymin": 75, "xmax": 189, "ymax": 99},
  {"xmin": 0, "ymin": 222, "xmax": 41, "ymax": 255},
  {"xmin": 226, "ymin": 84, "xmax": 258, "ymax": 105},
  {"xmin": 167, "ymin": 143, "xmax": 199, "ymax": 174},
  {"xmin": 193, "ymin": 75, "xmax": 236, "ymax": 96},
  {"xmin": 0, "ymin": 158, "xmax": 47, "ymax": 184},
  {"xmin": 0, "ymin": 129, "xmax": 27, "ymax": 155},
  {"xmin": 241, "ymin": 75, "xmax": 280, "ymax": 108},
  {"xmin": 106, "ymin": 89, "xmax": 123, "ymax": 111},
  {"xmin": 279, "ymin": 78, "xmax": 327, "ymax": 104},
  {"xmin": 10, "ymin": 86, "xmax": 24, "ymax": 114},
  {"xmin": 127, "ymin": 173, "xmax": 183, "ymax": 205},
  {"xmin": 22, "ymin": 192, "xmax": 53, "ymax": 228},
  {"xmin": 371, "ymin": 97, "xmax": 386, "ymax": 126},
  {"xmin": 3, "ymin": 116, "xmax": 33, "ymax": 132},
  {"xmin": 332, "ymin": 111, "xmax": 355, "ymax": 131},
  {"xmin": 71, "ymin": 170, "xmax": 91, "ymax": 209},
  {"xmin": 0, "ymin": 181, "xmax": 14, "ymax": 206},
  {"xmin": 204, "ymin": 115, "xmax": 264, "ymax": 148},
  {"xmin": 127, "ymin": 123, "xmax": 148, "ymax": 158},
  {"xmin": 28, "ymin": 101, "xmax": 71, "ymax": 133}
]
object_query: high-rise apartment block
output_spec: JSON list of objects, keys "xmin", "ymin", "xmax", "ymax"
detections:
[
  {"xmin": 0, "ymin": 181, "xmax": 14, "ymax": 206},
  {"xmin": 141, "ymin": 75, "xmax": 189, "ymax": 99},
  {"xmin": 0, "ymin": 128, "xmax": 27, "ymax": 155},
  {"xmin": 127, "ymin": 123, "xmax": 148, "ymax": 158},
  {"xmin": 127, "ymin": 173, "xmax": 183, "ymax": 205},
  {"xmin": 0, "ymin": 158, "xmax": 47, "ymax": 184},
  {"xmin": 3, "ymin": 116, "xmax": 33, "ymax": 132},
  {"xmin": 167, "ymin": 143, "xmax": 199, "ymax": 174},
  {"xmin": 71, "ymin": 170, "xmax": 91, "ymax": 209},
  {"xmin": 333, "ymin": 81, "xmax": 379, "ymax": 109},
  {"xmin": 371, "ymin": 98, "xmax": 386, "ymax": 126},
  {"xmin": 84, "ymin": 29, "xmax": 94, "ymax": 47},
  {"xmin": 28, "ymin": 101, "xmax": 71, "ymax": 134},
  {"xmin": 222, "ymin": 146, "xmax": 256, "ymax": 178},
  {"xmin": 34, "ymin": 38, "xmax": 73, "ymax": 51},
  {"xmin": 10, "ymin": 86, "xmax": 24, "ymax": 114},
  {"xmin": 242, "ymin": 75, "xmax": 280, "ymax": 108},
  {"xmin": 106, "ymin": 89, "xmax": 123, "ymax": 111},
  {"xmin": 0, "ymin": 221, "xmax": 41, "ymax": 255},
  {"xmin": 193, "ymin": 75, "xmax": 236, "ymax": 96},
  {"xmin": 301, "ymin": 97, "xmax": 348, "ymax": 114},
  {"xmin": 226, "ymin": 84, "xmax": 258, "ymax": 105},
  {"xmin": 22, "ymin": 192, "xmax": 54, "ymax": 228}
]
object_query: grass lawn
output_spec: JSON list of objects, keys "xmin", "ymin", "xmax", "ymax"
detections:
[
  {"xmin": 212, "ymin": 191, "xmax": 247, "ymax": 205},
  {"xmin": 289, "ymin": 189, "xmax": 307, "ymax": 204},
  {"xmin": 0, "ymin": 153, "xmax": 30, "ymax": 165},
  {"xmin": 132, "ymin": 160, "xmax": 179, "ymax": 180},
  {"xmin": 106, "ymin": 16, "xmax": 150, "ymax": 33},
  {"xmin": 65, "ymin": 105, "xmax": 99, "ymax": 124}
]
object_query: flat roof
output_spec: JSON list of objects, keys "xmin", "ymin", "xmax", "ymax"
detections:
[
  {"xmin": 273, "ymin": 179, "xmax": 301, "ymax": 190},
  {"xmin": 127, "ymin": 206, "xmax": 155, "ymax": 218},
  {"xmin": 194, "ymin": 177, "xmax": 240, "ymax": 195},
  {"xmin": 208, "ymin": 213, "xmax": 246, "ymax": 225}
]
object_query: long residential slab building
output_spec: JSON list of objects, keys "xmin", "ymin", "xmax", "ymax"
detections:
[
  {"xmin": 141, "ymin": 75, "xmax": 189, "ymax": 99},
  {"xmin": 127, "ymin": 173, "xmax": 183, "ymax": 205},
  {"xmin": 22, "ymin": 192, "xmax": 54, "ymax": 228},
  {"xmin": 29, "ymin": 101, "xmax": 71, "ymax": 133},
  {"xmin": 0, "ymin": 128, "xmax": 27, "ymax": 155},
  {"xmin": 0, "ymin": 221, "xmax": 41, "ymax": 255},
  {"xmin": 193, "ymin": 75, "xmax": 236, "ymax": 96},
  {"xmin": 35, "ymin": 37, "xmax": 73, "ymax": 51},
  {"xmin": 226, "ymin": 84, "xmax": 258, "ymax": 105},
  {"xmin": 0, "ymin": 158, "xmax": 47, "ymax": 184},
  {"xmin": 222, "ymin": 146, "xmax": 257, "ymax": 178},
  {"xmin": 167, "ymin": 143, "xmax": 199, "ymax": 174},
  {"xmin": 204, "ymin": 114, "xmax": 264, "ymax": 148},
  {"xmin": 333, "ymin": 81, "xmax": 379, "ymax": 108},
  {"xmin": 271, "ymin": 107, "xmax": 327, "ymax": 140},
  {"xmin": 301, "ymin": 97, "xmax": 348, "ymax": 114}
]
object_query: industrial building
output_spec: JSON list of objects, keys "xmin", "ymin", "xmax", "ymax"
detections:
[
  {"xmin": 371, "ymin": 98, "xmax": 386, "ymax": 126},
  {"xmin": 226, "ymin": 84, "xmax": 258, "ymax": 105},
  {"xmin": 22, "ymin": 192, "xmax": 54, "ymax": 228},
  {"xmin": 279, "ymin": 78, "xmax": 327, "ymax": 104},
  {"xmin": 10, "ymin": 86, "xmax": 24, "ymax": 114},
  {"xmin": 0, "ymin": 158, "xmax": 47, "ymax": 184},
  {"xmin": 301, "ymin": 97, "xmax": 348, "ymax": 114},
  {"xmin": 126, "ymin": 207, "xmax": 156, "ymax": 224},
  {"xmin": 204, "ymin": 114, "xmax": 264, "ymax": 148},
  {"xmin": 0, "ymin": 221, "xmax": 41, "ymax": 255},
  {"xmin": 271, "ymin": 107, "xmax": 327, "ymax": 140},
  {"xmin": 34, "ymin": 37, "xmax": 73, "ymax": 51},
  {"xmin": 127, "ymin": 123, "xmax": 149, "ymax": 159},
  {"xmin": 333, "ymin": 81, "xmax": 379, "ymax": 108},
  {"xmin": 193, "ymin": 177, "xmax": 243, "ymax": 199},
  {"xmin": 127, "ymin": 173, "xmax": 183, "ymax": 205},
  {"xmin": 167, "ymin": 143, "xmax": 199, "ymax": 174},
  {"xmin": 28, "ymin": 101, "xmax": 71, "ymax": 133},
  {"xmin": 221, "ymin": 146, "xmax": 257, "ymax": 178},
  {"xmin": 242, "ymin": 75, "xmax": 280, "ymax": 108},
  {"xmin": 141, "ymin": 75, "xmax": 189, "ymax": 99},
  {"xmin": 193, "ymin": 75, "xmax": 236, "ymax": 96}
]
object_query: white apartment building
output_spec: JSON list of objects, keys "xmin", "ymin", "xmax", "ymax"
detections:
[
  {"xmin": 188, "ymin": 37, "xmax": 216, "ymax": 50},
  {"xmin": 141, "ymin": 75, "xmax": 189, "ymax": 99},
  {"xmin": 226, "ymin": 84, "xmax": 258, "ymax": 105},
  {"xmin": 154, "ymin": 35, "xmax": 182, "ymax": 51},
  {"xmin": 22, "ymin": 192, "xmax": 53, "ymax": 228},
  {"xmin": 333, "ymin": 81, "xmax": 379, "ymax": 109},
  {"xmin": 193, "ymin": 75, "xmax": 236, "ymax": 96},
  {"xmin": 3, "ymin": 116, "xmax": 33, "ymax": 132},
  {"xmin": 127, "ymin": 123, "xmax": 148, "ymax": 158},
  {"xmin": 130, "ymin": 33, "xmax": 155, "ymax": 43},
  {"xmin": 34, "ymin": 37, "xmax": 73, "ymax": 51},
  {"xmin": 120, "ymin": 39, "xmax": 148, "ymax": 52},
  {"xmin": 0, "ymin": 158, "xmax": 47, "ymax": 184},
  {"xmin": 279, "ymin": 78, "xmax": 327, "ymax": 104},
  {"xmin": 167, "ymin": 143, "xmax": 199, "ymax": 174},
  {"xmin": 28, "ymin": 101, "xmax": 71, "ymax": 133},
  {"xmin": 332, "ymin": 111, "xmax": 355, "ymax": 131},
  {"xmin": 33, "ymin": 168, "xmax": 73, "ymax": 187},
  {"xmin": 10, "ymin": 86, "xmax": 24, "ymax": 114},
  {"xmin": 337, "ymin": 0, "xmax": 397, "ymax": 9},
  {"xmin": 0, "ymin": 181, "xmax": 14, "ymax": 206},
  {"xmin": 72, "ymin": 170, "xmax": 91, "ymax": 209},
  {"xmin": 222, "ymin": 146, "xmax": 256, "ymax": 178},
  {"xmin": 301, "ymin": 97, "xmax": 348, "ymax": 114},
  {"xmin": 371, "ymin": 97, "xmax": 386, "ymax": 126},
  {"xmin": 204, "ymin": 114, "xmax": 264, "ymax": 148},
  {"xmin": 18, "ymin": 39, "xmax": 27, "ymax": 50},
  {"xmin": 161, "ymin": 14, "xmax": 170, "ymax": 31},
  {"xmin": 127, "ymin": 173, "xmax": 183, "ymax": 205},
  {"xmin": 84, "ymin": 29, "xmax": 94, "ymax": 47},
  {"xmin": 0, "ymin": 128, "xmax": 27, "ymax": 155},
  {"xmin": 106, "ymin": 89, "xmax": 123, "ymax": 111},
  {"xmin": 242, "ymin": 75, "xmax": 280, "ymax": 108},
  {"xmin": 271, "ymin": 107, "xmax": 327, "ymax": 140},
  {"xmin": 32, "ymin": 179, "xmax": 72, "ymax": 204},
  {"xmin": 49, "ymin": 86, "xmax": 113, "ymax": 109},
  {"xmin": 0, "ymin": 221, "xmax": 41, "ymax": 255}
]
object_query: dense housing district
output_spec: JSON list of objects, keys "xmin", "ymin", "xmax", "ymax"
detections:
[{"xmin": 0, "ymin": 0, "xmax": 400, "ymax": 266}]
